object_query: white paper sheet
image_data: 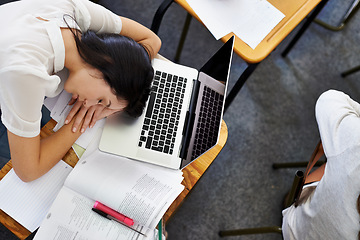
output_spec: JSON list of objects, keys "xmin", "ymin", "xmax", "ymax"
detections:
[
  {"xmin": 49, "ymin": 90, "xmax": 73, "ymax": 125},
  {"xmin": 43, "ymin": 96, "xmax": 58, "ymax": 113},
  {"xmin": 0, "ymin": 161, "xmax": 72, "ymax": 232},
  {"xmin": 187, "ymin": 0, "xmax": 285, "ymax": 49}
]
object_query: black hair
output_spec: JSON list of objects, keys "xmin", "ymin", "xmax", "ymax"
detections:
[
  {"xmin": 64, "ymin": 14, "xmax": 153, "ymax": 118},
  {"xmin": 74, "ymin": 31, "xmax": 153, "ymax": 118}
]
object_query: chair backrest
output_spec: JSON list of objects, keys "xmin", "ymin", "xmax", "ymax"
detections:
[
  {"xmin": 293, "ymin": 140, "xmax": 324, "ymax": 207},
  {"xmin": 304, "ymin": 141, "xmax": 324, "ymax": 178}
]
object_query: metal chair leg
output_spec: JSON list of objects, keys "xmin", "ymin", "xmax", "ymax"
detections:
[
  {"xmin": 314, "ymin": 0, "xmax": 360, "ymax": 31},
  {"xmin": 272, "ymin": 161, "xmax": 325, "ymax": 169},
  {"xmin": 224, "ymin": 63, "xmax": 259, "ymax": 112},
  {"xmin": 341, "ymin": 64, "xmax": 360, "ymax": 77},
  {"xmin": 151, "ymin": 0, "xmax": 175, "ymax": 34},
  {"xmin": 282, "ymin": 0, "xmax": 329, "ymax": 57},
  {"xmin": 219, "ymin": 226, "xmax": 282, "ymax": 237},
  {"xmin": 174, "ymin": 13, "xmax": 192, "ymax": 63},
  {"xmin": 151, "ymin": 0, "xmax": 192, "ymax": 62}
]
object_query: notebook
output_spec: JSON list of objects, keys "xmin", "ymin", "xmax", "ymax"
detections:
[{"xmin": 99, "ymin": 36, "xmax": 234, "ymax": 169}]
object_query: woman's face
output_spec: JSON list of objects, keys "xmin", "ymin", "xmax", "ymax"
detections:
[{"xmin": 64, "ymin": 66, "xmax": 127, "ymax": 111}]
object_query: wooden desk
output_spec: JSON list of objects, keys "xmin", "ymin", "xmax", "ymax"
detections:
[
  {"xmin": 172, "ymin": 0, "xmax": 322, "ymax": 63},
  {"xmin": 0, "ymin": 119, "xmax": 228, "ymax": 239}
]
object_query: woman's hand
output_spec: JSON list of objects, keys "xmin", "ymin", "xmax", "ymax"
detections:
[{"xmin": 65, "ymin": 99, "xmax": 119, "ymax": 133}]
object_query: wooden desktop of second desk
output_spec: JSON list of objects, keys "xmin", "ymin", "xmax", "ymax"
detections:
[
  {"xmin": 0, "ymin": 118, "xmax": 228, "ymax": 239},
  {"xmin": 174, "ymin": 0, "xmax": 322, "ymax": 63}
]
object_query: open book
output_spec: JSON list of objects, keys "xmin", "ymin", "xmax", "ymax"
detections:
[
  {"xmin": 0, "ymin": 90, "xmax": 183, "ymax": 239},
  {"xmin": 32, "ymin": 131, "xmax": 184, "ymax": 240}
]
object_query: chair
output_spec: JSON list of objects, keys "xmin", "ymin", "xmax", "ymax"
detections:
[
  {"xmin": 315, "ymin": 0, "xmax": 360, "ymax": 78},
  {"xmin": 282, "ymin": 0, "xmax": 359, "ymax": 59},
  {"xmin": 151, "ymin": 0, "xmax": 329, "ymax": 112},
  {"xmin": 218, "ymin": 140, "xmax": 325, "ymax": 237},
  {"xmin": 314, "ymin": 0, "xmax": 360, "ymax": 31},
  {"xmin": 341, "ymin": 65, "xmax": 360, "ymax": 77}
]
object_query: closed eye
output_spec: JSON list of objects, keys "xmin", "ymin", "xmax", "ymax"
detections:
[{"xmin": 98, "ymin": 99, "xmax": 111, "ymax": 108}]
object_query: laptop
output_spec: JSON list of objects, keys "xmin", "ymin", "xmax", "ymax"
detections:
[{"xmin": 99, "ymin": 36, "xmax": 234, "ymax": 169}]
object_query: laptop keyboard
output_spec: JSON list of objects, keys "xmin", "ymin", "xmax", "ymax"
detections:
[
  {"xmin": 191, "ymin": 86, "xmax": 223, "ymax": 160},
  {"xmin": 138, "ymin": 70, "xmax": 187, "ymax": 154}
]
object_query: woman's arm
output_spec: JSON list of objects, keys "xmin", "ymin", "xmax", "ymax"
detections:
[
  {"xmin": 78, "ymin": 0, "xmax": 161, "ymax": 58},
  {"xmin": 119, "ymin": 16, "xmax": 161, "ymax": 59},
  {"xmin": 8, "ymin": 119, "xmax": 82, "ymax": 182}
]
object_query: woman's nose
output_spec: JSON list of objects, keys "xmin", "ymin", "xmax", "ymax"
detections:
[{"xmin": 83, "ymin": 99, "xmax": 97, "ymax": 108}]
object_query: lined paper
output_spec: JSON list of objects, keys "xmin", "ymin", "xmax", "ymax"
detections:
[{"xmin": 0, "ymin": 161, "xmax": 72, "ymax": 232}]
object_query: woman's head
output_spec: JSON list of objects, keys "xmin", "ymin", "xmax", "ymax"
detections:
[{"xmin": 73, "ymin": 30, "xmax": 153, "ymax": 118}]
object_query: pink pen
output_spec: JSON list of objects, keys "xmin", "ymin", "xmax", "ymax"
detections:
[{"xmin": 93, "ymin": 201, "xmax": 134, "ymax": 226}]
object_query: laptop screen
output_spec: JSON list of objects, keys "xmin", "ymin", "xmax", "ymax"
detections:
[{"xmin": 180, "ymin": 36, "xmax": 234, "ymax": 168}]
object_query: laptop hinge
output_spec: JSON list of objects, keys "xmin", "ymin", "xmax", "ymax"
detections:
[{"xmin": 179, "ymin": 79, "xmax": 200, "ymax": 159}]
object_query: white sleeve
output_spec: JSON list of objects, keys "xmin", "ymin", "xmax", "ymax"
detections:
[
  {"xmin": 315, "ymin": 89, "xmax": 360, "ymax": 157},
  {"xmin": 0, "ymin": 67, "xmax": 61, "ymax": 138},
  {"xmin": 72, "ymin": 0, "xmax": 122, "ymax": 34}
]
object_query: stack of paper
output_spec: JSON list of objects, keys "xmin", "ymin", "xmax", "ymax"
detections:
[{"xmin": 187, "ymin": 0, "xmax": 285, "ymax": 49}]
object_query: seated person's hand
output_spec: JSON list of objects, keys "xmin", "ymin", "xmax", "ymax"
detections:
[{"xmin": 65, "ymin": 98, "xmax": 120, "ymax": 133}]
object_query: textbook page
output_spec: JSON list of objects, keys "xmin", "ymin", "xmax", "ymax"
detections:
[
  {"xmin": 64, "ymin": 147, "xmax": 184, "ymax": 230},
  {"xmin": 34, "ymin": 187, "xmax": 152, "ymax": 240},
  {"xmin": 0, "ymin": 161, "xmax": 72, "ymax": 232}
]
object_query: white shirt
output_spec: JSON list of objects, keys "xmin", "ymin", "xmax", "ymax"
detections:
[
  {"xmin": 282, "ymin": 89, "xmax": 360, "ymax": 239},
  {"xmin": 0, "ymin": 0, "xmax": 122, "ymax": 137}
]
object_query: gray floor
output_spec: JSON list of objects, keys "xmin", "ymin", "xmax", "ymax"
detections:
[{"xmin": 1, "ymin": 0, "xmax": 360, "ymax": 239}]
